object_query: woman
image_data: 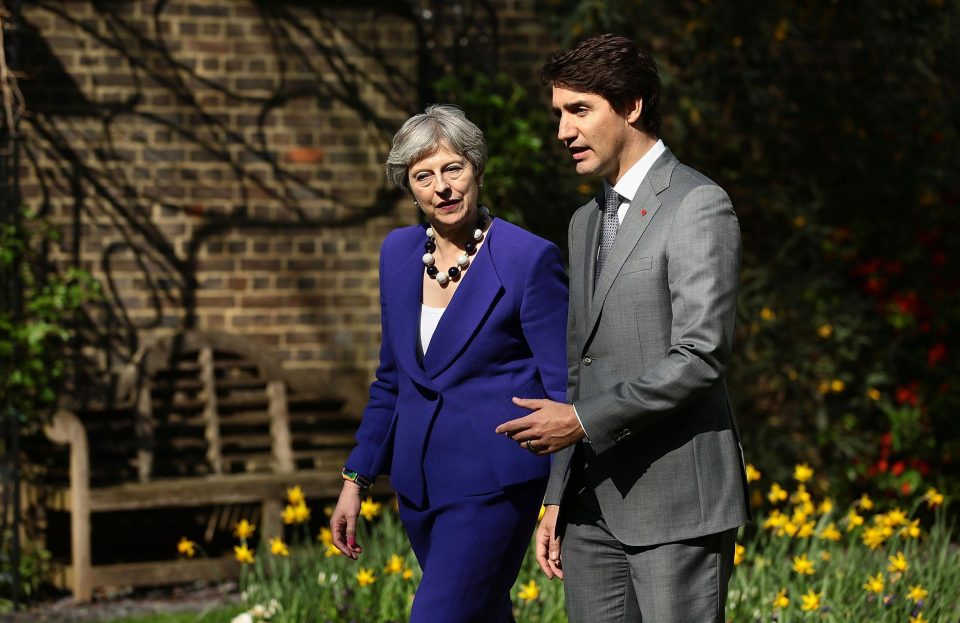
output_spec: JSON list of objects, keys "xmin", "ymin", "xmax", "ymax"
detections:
[{"xmin": 330, "ymin": 104, "xmax": 568, "ymax": 621}]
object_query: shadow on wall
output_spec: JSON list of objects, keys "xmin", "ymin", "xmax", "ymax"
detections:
[{"xmin": 17, "ymin": 0, "xmax": 502, "ymax": 404}]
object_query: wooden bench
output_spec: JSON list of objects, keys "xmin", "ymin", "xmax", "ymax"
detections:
[{"xmin": 35, "ymin": 331, "xmax": 384, "ymax": 602}]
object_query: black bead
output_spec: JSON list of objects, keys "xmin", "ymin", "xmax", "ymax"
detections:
[
  {"xmin": 448, "ymin": 267, "xmax": 460, "ymax": 279},
  {"xmin": 476, "ymin": 215, "xmax": 486, "ymax": 228},
  {"xmin": 426, "ymin": 265, "xmax": 439, "ymax": 277},
  {"xmin": 465, "ymin": 242, "xmax": 476, "ymax": 254},
  {"xmin": 424, "ymin": 240, "xmax": 436, "ymax": 252}
]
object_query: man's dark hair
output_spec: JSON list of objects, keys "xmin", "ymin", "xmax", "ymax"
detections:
[{"xmin": 541, "ymin": 34, "xmax": 661, "ymax": 136}]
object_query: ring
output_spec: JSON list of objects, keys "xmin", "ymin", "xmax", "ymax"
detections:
[{"xmin": 525, "ymin": 440, "xmax": 534, "ymax": 451}]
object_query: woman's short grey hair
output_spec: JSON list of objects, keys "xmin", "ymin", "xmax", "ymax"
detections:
[{"xmin": 385, "ymin": 104, "xmax": 487, "ymax": 190}]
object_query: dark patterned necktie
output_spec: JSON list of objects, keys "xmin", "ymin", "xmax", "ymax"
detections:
[{"xmin": 595, "ymin": 188, "xmax": 621, "ymax": 284}]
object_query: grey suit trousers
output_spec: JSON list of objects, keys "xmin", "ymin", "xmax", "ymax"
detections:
[{"xmin": 561, "ymin": 483, "xmax": 735, "ymax": 623}]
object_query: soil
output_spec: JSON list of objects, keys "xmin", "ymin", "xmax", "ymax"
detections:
[{"xmin": 6, "ymin": 582, "xmax": 241, "ymax": 623}]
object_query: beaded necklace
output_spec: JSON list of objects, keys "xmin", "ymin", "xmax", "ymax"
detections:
[{"xmin": 422, "ymin": 206, "xmax": 490, "ymax": 286}]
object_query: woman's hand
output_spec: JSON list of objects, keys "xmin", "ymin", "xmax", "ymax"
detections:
[{"xmin": 330, "ymin": 481, "xmax": 364, "ymax": 559}]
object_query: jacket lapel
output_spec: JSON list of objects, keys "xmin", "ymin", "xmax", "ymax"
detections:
[
  {"xmin": 582, "ymin": 196, "xmax": 601, "ymax": 319},
  {"xmin": 387, "ymin": 244, "xmax": 437, "ymax": 390},
  {"xmin": 586, "ymin": 149, "xmax": 677, "ymax": 334},
  {"xmin": 423, "ymin": 221, "xmax": 505, "ymax": 378}
]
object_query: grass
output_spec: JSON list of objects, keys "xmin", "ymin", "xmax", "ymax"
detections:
[{"xmin": 107, "ymin": 474, "xmax": 957, "ymax": 623}]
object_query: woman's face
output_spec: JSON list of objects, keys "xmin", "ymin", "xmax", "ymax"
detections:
[{"xmin": 408, "ymin": 144, "xmax": 481, "ymax": 233}]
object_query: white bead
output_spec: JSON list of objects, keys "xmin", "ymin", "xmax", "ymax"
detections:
[
  {"xmin": 473, "ymin": 229, "xmax": 483, "ymax": 241},
  {"xmin": 422, "ymin": 253, "xmax": 435, "ymax": 266},
  {"xmin": 436, "ymin": 272, "xmax": 450, "ymax": 285},
  {"xmin": 425, "ymin": 227, "xmax": 434, "ymax": 239},
  {"xmin": 457, "ymin": 254, "xmax": 469, "ymax": 268}
]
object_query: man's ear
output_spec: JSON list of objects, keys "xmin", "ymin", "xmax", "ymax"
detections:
[{"xmin": 625, "ymin": 98, "xmax": 644, "ymax": 126}]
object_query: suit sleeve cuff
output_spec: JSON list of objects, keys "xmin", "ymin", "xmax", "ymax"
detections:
[{"xmin": 572, "ymin": 404, "xmax": 590, "ymax": 442}]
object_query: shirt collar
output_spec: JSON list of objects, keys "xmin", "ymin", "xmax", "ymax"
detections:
[{"xmin": 604, "ymin": 139, "xmax": 666, "ymax": 202}]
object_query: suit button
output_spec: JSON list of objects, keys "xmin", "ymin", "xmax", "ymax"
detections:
[{"xmin": 582, "ymin": 356, "xmax": 593, "ymax": 366}]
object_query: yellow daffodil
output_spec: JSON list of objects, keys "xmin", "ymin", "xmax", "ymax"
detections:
[
  {"xmin": 820, "ymin": 551, "xmax": 832, "ymax": 562},
  {"xmin": 792, "ymin": 553, "xmax": 815, "ymax": 575},
  {"xmin": 517, "ymin": 580, "xmax": 540, "ymax": 601},
  {"xmin": 793, "ymin": 502, "xmax": 815, "ymax": 522},
  {"xmin": 845, "ymin": 510, "xmax": 864, "ymax": 531},
  {"xmin": 270, "ymin": 537, "xmax": 289, "ymax": 557},
  {"xmin": 781, "ymin": 521, "xmax": 799, "ymax": 538},
  {"xmin": 907, "ymin": 585, "xmax": 929, "ymax": 603},
  {"xmin": 233, "ymin": 519, "xmax": 256, "ymax": 539},
  {"xmin": 356, "ymin": 567, "xmax": 376, "ymax": 587},
  {"xmin": 293, "ymin": 502, "xmax": 310, "ymax": 523},
  {"xmin": 888, "ymin": 551, "xmax": 908, "ymax": 573},
  {"xmin": 763, "ymin": 510, "xmax": 786, "ymax": 531},
  {"xmin": 857, "ymin": 494, "xmax": 874, "ymax": 510},
  {"xmin": 797, "ymin": 521, "xmax": 816, "ymax": 539},
  {"xmin": 772, "ymin": 588, "xmax": 789, "ymax": 609},
  {"xmin": 817, "ymin": 324, "xmax": 833, "ymax": 338},
  {"xmin": 318, "ymin": 527, "xmax": 333, "ymax": 546},
  {"xmin": 863, "ymin": 572, "xmax": 884, "ymax": 594},
  {"xmin": 360, "ymin": 497, "xmax": 383, "ymax": 521},
  {"xmin": 324, "ymin": 505, "xmax": 335, "ymax": 517},
  {"xmin": 818, "ymin": 523, "xmax": 842, "ymax": 541},
  {"xmin": 867, "ymin": 387, "xmax": 881, "ymax": 401},
  {"xmin": 830, "ymin": 379, "xmax": 845, "ymax": 392},
  {"xmin": 817, "ymin": 380, "xmax": 831, "ymax": 394},
  {"xmin": 883, "ymin": 507, "xmax": 908, "ymax": 527},
  {"xmin": 282, "ymin": 505, "xmax": 297, "ymax": 525},
  {"xmin": 910, "ymin": 613, "xmax": 929, "ymax": 623},
  {"xmin": 734, "ymin": 544, "xmax": 745, "ymax": 565},
  {"xmin": 324, "ymin": 542, "xmax": 342, "ymax": 558},
  {"xmin": 234, "ymin": 544, "xmax": 254, "ymax": 564},
  {"xmin": 924, "ymin": 487, "xmax": 944, "ymax": 508},
  {"xmin": 402, "ymin": 567, "xmax": 414, "ymax": 581},
  {"xmin": 286, "ymin": 485, "xmax": 305, "ymax": 506},
  {"xmin": 791, "ymin": 484, "xmax": 812, "ymax": 506},
  {"xmin": 862, "ymin": 526, "xmax": 887, "ymax": 550},
  {"xmin": 768, "ymin": 483, "xmax": 788, "ymax": 504},
  {"xmin": 177, "ymin": 537, "xmax": 196, "ymax": 558},
  {"xmin": 900, "ymin": 519, "xmax": 921, "ymax": 539},
  {"xmin": 746, "ymin": 463, "xmax": 761, "ymax": 483},
  {"xmin": 800, "ymin": 589, "xmax": 821, "ymax": 612},
  {"xmin": 793, "ymin": 464, "xmax": 814, "ymax": 483},
  {"xmin": 384, "ymin": 554, "xmax": 404, "ymax": 575},
  {"xmin": 817, "ymin": 498, "xmax": 834, "ymax": 515},
  {"xmin": 760, "ymin": 307, "xmax": 776, "ymax": 321}
]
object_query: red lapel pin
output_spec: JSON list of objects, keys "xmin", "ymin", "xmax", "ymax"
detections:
[{"xmin": 641, "ymin": 209, "xmax": 647, "ymax": 216}]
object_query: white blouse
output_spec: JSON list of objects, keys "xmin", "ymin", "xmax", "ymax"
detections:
[{"xmin": 419, "ymin": 304, "xmax": 446, "ymax": 354}]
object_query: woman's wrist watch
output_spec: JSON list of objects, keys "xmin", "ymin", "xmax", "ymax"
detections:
[{"xmin": 341, "ymin": 467, "xmax": 372, "ymax": 490}]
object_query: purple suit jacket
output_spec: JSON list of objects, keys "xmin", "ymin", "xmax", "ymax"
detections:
[{"xmin": 345, "ymin": 218, "xmax": 569, "ymax": 506}]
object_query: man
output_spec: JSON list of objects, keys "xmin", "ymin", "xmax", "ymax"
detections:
[{"xmin": 496, "ymin": 34, "xmax": 750, "ymax": 622}]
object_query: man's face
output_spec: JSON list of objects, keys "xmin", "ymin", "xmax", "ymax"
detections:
[{"xmin": 551, "ymin": 86, "xmax": 634, "ymax": 183}]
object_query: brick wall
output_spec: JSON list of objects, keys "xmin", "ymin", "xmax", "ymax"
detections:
[{"xmin": 17, "ymin": 0, "xmax": 554, "ymax": 411}]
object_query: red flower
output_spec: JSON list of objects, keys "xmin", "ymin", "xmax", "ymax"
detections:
[
  {"xmin": 883, "ymin": 260, "xmax": 903, "ymax": 275},
  {"xmin": 890, "ymin": 461, "xmax": 905, "ymax": 477},
  {"xmin": 891, "ymin": 292, "xmax": 920, "ymax": 316},
  {"xmin": 909, "ymin": 459, "xmax": 930, "ymax": 477},
  {"xmin": 895, "ymin": 383, "xmax": 920, "ymax": 407},
  {"xmin": 927, "ymin": 343, "xmax": 947, "ymax": 367}
]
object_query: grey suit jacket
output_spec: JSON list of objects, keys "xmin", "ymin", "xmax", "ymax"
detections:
[{"xmin": 544, "ymin": 148, "xmax": 750, "ymax": 547}]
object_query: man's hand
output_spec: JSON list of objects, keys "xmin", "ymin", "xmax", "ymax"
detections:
[
  {"xmin": 330, "ymin": 482, "xmax": 363, "ymax": 560},
  {"xmin": 535, "ymin": 505, "xmax": 563, "ymax": 580},
  {"xmin": 495, "ymin": 398, "xmax": 585, "ymax": 454}
]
